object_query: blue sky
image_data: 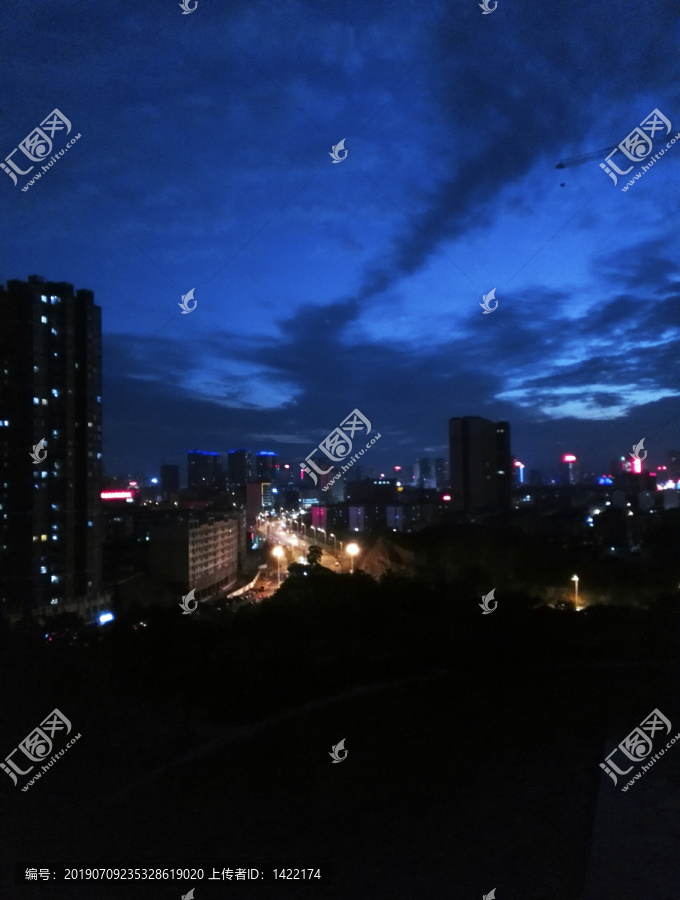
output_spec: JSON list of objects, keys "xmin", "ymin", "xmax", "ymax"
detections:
[{"xmin": 1, "ymin": 0, "xmax": 678, "ymax": 481}]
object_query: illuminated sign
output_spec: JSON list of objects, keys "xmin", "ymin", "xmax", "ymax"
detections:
[
  {"xmin": 101, "ymin": 491, "xmax": 134, "ymax": 500},
  {"xmin": 562, "ymin": 454, "xmax": 577, "ymax": 463},
  {"xmin": 442, "ymin": 494, "xmax": 452, "ymax": 501}
]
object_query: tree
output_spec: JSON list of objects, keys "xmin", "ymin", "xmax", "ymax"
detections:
[{"xmin": 307, "ymin": 544, "xmax": 323, "ymax": 567}]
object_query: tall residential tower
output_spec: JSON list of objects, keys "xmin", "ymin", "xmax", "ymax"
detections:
[{"xmin": 0, "ymin": 276, "xmax": 103, "ymax": 621}]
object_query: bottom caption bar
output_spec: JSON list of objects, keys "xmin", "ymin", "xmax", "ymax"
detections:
[{"xmin": 16, "ymin": 866, "xmax": 331, "ymax": 884}]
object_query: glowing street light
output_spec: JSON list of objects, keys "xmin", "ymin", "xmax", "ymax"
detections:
[
  {"xmin": 571, "ymin": 574, "xmax": 579, "ymax": 607},
  {"xmin": 330, "ymin": 533, "xmax": 337, "ymax": 551},
  {"xmin": 347, "ymin": 543, "xmax": 359, "ymax": 574},
  {"xmin": 272, "ymin": 545, "xmax": 284, "ymax": 583}
]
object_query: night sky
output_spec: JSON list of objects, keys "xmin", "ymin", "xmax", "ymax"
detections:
[{"xmin": 1, "ymin": 0, "xmax": 678, "ymax": 482}]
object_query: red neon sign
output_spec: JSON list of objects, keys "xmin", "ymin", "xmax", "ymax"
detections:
[{"xmin": 101, "ymin": 490, "xmax": 133, "ymax": 500}]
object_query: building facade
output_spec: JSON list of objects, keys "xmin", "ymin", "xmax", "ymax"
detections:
[
  {"xmin": 0, "ymin": 276, "xmax": 104, "ymax": 621},
  {"xmin": 148, "ymin": 510, "xmax": 245, "ymax": 601},
  {"xmin": 448, "ymin": 416, "xmax": 512, "ymax": 515},
  {"xmin": 187, "ymin": 450, "xmax": 223, "ymax": 490}
]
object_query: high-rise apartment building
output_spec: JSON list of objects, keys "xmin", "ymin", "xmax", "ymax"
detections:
[
  {"xmin": 187, "ymin": 450, "xmax": 223, "ymax": 490},
  {"xmin": 0, "ymin": 276, "xmax": 103, "ymax": 621},
  {"xmin": 448, "ymin": 416, "xmax": 512, "ymax": 514},
  {"xmin": 228, "ymin": 449, "xmax": 252, "ymax": 488},
  {"xmin": 160, "ymin": 463, "xmax": 180, "ymax": 495},
  {"xmin": 255, "ymin": 451, "xmax": 278, "ymax": 483}
]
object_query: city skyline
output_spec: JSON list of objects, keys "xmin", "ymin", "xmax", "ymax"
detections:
[{"xmin": 1, "ymin": 3, "xmax": 677, "ymax": 486}]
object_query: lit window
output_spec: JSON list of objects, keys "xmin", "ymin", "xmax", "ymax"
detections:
[
  {"xmin": 40, "ymin": 566, "xmax": 47, "ymax": 574},
  {"xmin": 51, "ymin": 575, "xmax": 59, "ymax": 583},
  {"xmin": 34, "ymin": 366, "xmax": 39, "ymax": 372},
  {"xmin": 52, "ymin": 429, "xmax": 59, "ymax": 437},
  {"xmin": 33, "ymin": 397, "xmax": 39, "ymax": 405},
  {"xmin": 51, "ymin": 328, "xmax": 57, "ymax": 336},
  {"xmin": 41, "ymin": 295, "xmax": 48, "ymax": 303},
  {"xmin": 41, "ymin": 316, "xmax": 47, "ymax": 324},
  {"xmin": 41, "ymin": 534, "xmax": 47, "ymax": 541},
  {"xmin": 33, "ymin": 535, "xmax": 38, "ymax": 542},
  {"xmin": 52, "ymin": 389, "xmax": 59, "ymax": 398},
  {"xmin": 41, "ymin": 399, "xmax": 47, "ymax": 406},
  {"xmin": 50, "ymin": 295, "xmax": 60, "ymax": 304},
  {"xmin": 52, "ymin": 535, "xmax": 58, "ymax": 541}
]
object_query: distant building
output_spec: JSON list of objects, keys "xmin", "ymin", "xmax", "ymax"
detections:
[
  {"xmin": 414, "ymin": 458, "xmax": 435, "ymax": 488},
  {"xmin": 255, "ymin": 451, "xmax": 278, "ymax": 483},
  {"xmin": 160, "ymin": 464, "xmax": 180, "ymax": 495},
  {"xmin": 187, "ymin": 450, "xmax": 223, "ymax": 490},
  {"xmin": 148, "ymin": 510, "xmax": 245, "ymax": 601},
  {"xmin": 434, "ymin": 457, "xmax": 448, "ymax": 490},
  {"xmin": 245, "ymin": 481, "xmax": 274, "ymax": 529},
  {"xmin": 448, "ymin": 417, "xmax": 512, "ymax": 514},
  {"xmin": 561, "ymin": 454, "xmax": 577, "ymax": 486},
  {"xmin": 666, "ymin": 450, "xmax": 680, "ymax": 480},
  {"xmin": 0, "ymin": 275, "xmax": 104, "ymax": 622},
  {"xmin": 228, "ymin": 449, "xmax": 252, "ymax": 488}
]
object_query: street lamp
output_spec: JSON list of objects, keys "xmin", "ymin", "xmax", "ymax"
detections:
[
  {"xmin": 571, "ymin": 574, "xmax": 579, "ymax": 607},
  {"xmin": 330, "ymin": 533, "xmax": 337, "ymax": 551},
  {"xmin": 347, "ymin": 543, "xmax": 359, "ymax": 574},
  {"xmin": 318, "ymin": 527, "xmax": 326, "ymax": 544},
  {"xmin": 272, "ymin": 545, "xmax": 284, "ymax": 583}
]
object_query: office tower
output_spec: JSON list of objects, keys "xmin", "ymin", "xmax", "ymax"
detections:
[
  {"xmin": 160, "ymin": 463, "xmax": 180, "ymax": 495},
  {"xmin": 666, "ymin": 450, "xmax": 680, "ymax": 481},
  {"xmin": 434, "ymin": 458, "xmax": 448, "ymax": 490},
  {"xmin": 187, "ymin": 450, "xmax": 223, "ymax": 490},
  {"xmin": 256, "ymin": 451, "xmax": 278, "ymax": 482},
  {"xmin": 561, "ymin": 454, "xmax": 577, "ymax": 485},
  {"xmin": 513, "ymin": 459, "xmax": 525, "ymax": 486},
  {"xmin": 0, "ymin": 275, "xmax": 103, "ymax": 620},
  {"xmin": 228, "ymin": 449, "xmax": 252, "ymax": 488},
  {"xmin": 414, "ymin": 458, "xmax": 434, "ymax": 488},
  {"xmin": 448, "ymin": 417, "xmax": 512, "ymax": 514}
]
